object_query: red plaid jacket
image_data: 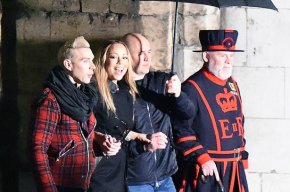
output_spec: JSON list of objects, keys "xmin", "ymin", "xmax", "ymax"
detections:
[{"xmin": 32, "ymin": 88, "xmax": 97, "ymax": 191}]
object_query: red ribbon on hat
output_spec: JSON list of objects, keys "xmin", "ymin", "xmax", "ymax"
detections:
[{"xmin": 206, "ymin": 45, "xmax": 236, "ymax": 51}]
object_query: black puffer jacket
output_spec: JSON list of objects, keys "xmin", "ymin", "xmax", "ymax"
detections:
[{"xmin": 127, "ymin": 71, "xmax": 194, "ymax": 185}]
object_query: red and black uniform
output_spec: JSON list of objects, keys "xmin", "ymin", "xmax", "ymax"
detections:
[{"xmin": 174, "ymin": 67, "xmax": 249, "ymax": 192}]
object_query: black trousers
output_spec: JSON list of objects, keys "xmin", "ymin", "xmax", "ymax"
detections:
[{"xmin": 57, "ymin": 186, "xmax": 86, "ymax": 192}]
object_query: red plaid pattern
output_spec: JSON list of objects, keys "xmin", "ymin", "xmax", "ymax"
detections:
[{"xmin": 32, "ymin": 88, "xmax": 97, "ymax": 191}]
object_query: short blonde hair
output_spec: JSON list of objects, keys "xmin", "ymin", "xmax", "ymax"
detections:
[{"xmin": 57, "ymin": 36, "xmax": 90, "ymax": 65}]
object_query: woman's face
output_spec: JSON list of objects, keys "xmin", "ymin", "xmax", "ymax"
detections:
[{"xmin": 106, "ymin": 43, "xmax": 129, "ymax": 83}]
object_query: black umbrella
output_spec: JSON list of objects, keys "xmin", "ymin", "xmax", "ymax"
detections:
[{"xmin": 140, "ymin": 0, "xmax": 278, "ymax": 72}]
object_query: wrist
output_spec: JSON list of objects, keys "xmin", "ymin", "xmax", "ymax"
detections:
[{"xmin": 125, "ymin": 131, "xmax": 132, "ymax": 141}]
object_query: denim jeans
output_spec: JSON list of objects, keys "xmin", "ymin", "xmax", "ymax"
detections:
[{"xmin": 128, "ymin": 177, "xmax": 176, "ymax": 192}]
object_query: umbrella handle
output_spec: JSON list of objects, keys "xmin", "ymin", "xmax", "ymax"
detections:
[
  {"xmin": 171, "ymin": 1, "xmax": 179, "ymax": 73},
  {"xmin": 166, "ymin": 72, "xmax": 177, "ymax": 97}
]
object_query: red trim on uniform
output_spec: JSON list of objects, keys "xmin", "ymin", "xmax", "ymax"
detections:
[
  {"xmin": 203, "ymin": 69, "xmax": 227, "ymax": 86},
  {"xmin": 225, "ymin": 29, "xmax": 234, "ymax": 32},
  {"xmin": 232, "ymin": 79, "xmax": 246, "ymax": 146},
  {"xmin": 242, "ymin": 159, "xmax": 248, "ymax": 169},
  {"xmin": 183, "ymin": 145, "xmax": 203, "ymax": 156},
  {"xmin": 242, "ymin": 185, "xmax": 246, "ymax": 192},
  {"xmin": 179, "ymin": 179, "xmax": 186, "ymax": 192},
  {"xmin": 197, "ymin": 153, "xmax": 211, "ymax": 165},
  {"xmin": 207, "ymin": 45, "xmax": 236, "ymax": 51},
  {"xmin": 188, "ymin": 80, "xmax": 221, "ymax": 150},
  {"xmin": 223, "ymin": 161, "xmax": 228, "ymax": 176},
  {"xmin": 177, "ymin": 136, "xmax": 197, "ymax": 143},
  {"xmin": 237, "ymin": 162, "xmax": 242, "ymax": 192},
  {"xmin": 208, "ymin": 147, "xmax": 245, "ymax": 155},
  {"xmin": 193, "ymin": 164, "xmax": 200, "ymax": 189},
  {"xmin": 229, "ymin": 161, "xmax": 237, "ymax": 192},
  {"xmin": 212, "ymin": 156, "xmax": 242, "ymax": 162}
]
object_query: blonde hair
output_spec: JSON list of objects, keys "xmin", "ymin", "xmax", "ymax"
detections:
[
  {"xmin": 57, "ymin": 36, "xmax": 91, "ymax": 65},
  {"xmin": 95, "ymin": 40, "xmax": 138, "ymax": 113}
]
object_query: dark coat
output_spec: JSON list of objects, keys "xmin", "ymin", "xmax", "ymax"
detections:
[
  {"xmin": 127, "ymin": 71, "xmax": 194, "ymax": 185},
  {"xmin": 90, "ymin": 80, "xmax": 134, "ymax": 192}
]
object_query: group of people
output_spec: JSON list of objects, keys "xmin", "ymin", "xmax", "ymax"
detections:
[{"xmin": 32, "ymin": 29, "xmax": 249, "ymax": 192}]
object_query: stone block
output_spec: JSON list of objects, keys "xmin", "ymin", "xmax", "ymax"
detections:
[
  {"xmin": 16, "ymin": 11, "xmax": 50, "ymax": 41},
  {"xmin": 182, "ymin": 3, "xmax": 218, "ymax": 16},
  {"xmin": 246, "ymin": 9, "xmax": 287, "ymax": 68},
  {"xmin": 52, "ymin": 0, "xmax": 80, "ymax": 12},
  {"xmin": 220, "ymin": 8, "xmax": 247, "ymax": 67},
  {"xmin": 273, "ymin": 0, "xmax": 290, "ymax": 9},
  {"xmin": 233, "ymin": 67, "xmax": 284, "ymax": 118},
  {"xmin": 110, "ymin": 0, "xmax": 138, "ymax": 15},
  {"xmin": 286, "ymin": 68, "xmax": 290, "ymax": 118},
  {"xmin": 140, "ymin": 16, "xmax": 173, "ymax": 71},
  {"xmin": 139, "ymin": 1, "xmax": 174, "ymax": 15},
  {"xmin": 245, "ymin": 118, "xmax": 290, "ymax": 173},
  {"xmin": 21, "ymin": 0, "xmax": 53, "ymax": 11},
  {"xmin": 181, "ymin": 13, "xmax": 219, "ymax": 46},
  {"xmin": 118, "ymin": 15, "xmax": 141, "ymax": 37},
  {"xmin": 178, "ymin": 47, "xmax": 203, "ymax": 81},
  {"xmin": 51, "ymin": 12, "xmax": 92, "ymax": 41},
  {"xmin": 83, "ymin": 13, "xmax": 134, "ymax": 40},
  {"xmin": 262, "ymin": 173, "xmax": 290, "ymax": 192},
  {"xmin": 82, "ymin": 0, "xmax": 109, "ymax": 13},
  {"xmin": 246, "ymin": 172, "xmax": 261, "ymax": 192}
]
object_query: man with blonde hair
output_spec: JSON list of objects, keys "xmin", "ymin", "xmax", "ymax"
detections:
[{"xmin": 32, "ymin": 36, "xmax": 98, "ymax": 192}]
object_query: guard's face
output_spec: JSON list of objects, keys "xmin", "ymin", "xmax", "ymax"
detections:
[
  {"xmin": 66, "ymin": 47, "xmax": 95, "ymax": 84},
  {"xmin": 106, "ymin": 43, "xmax": 129, "ymax": 83},
  {"xmin": 206, "ymin": 51, "xmax": 234, "ymax": 80}
]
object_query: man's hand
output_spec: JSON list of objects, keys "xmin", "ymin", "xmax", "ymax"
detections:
[
  {"xmin": 201, "ymin": 160, "xmax": 220, "ymax": 182},
  {"xmin": 166, "ymin": 74, "xmax": 181, "ymax": 97},
  {"xmin": 145, "ymin": 132, "xmax": 168, "ymax": 152}
]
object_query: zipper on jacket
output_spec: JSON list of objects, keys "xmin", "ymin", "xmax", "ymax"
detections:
[
  {"xmin": 56, "ymin": 140, "xmax": 76, "ymax": 161},
  {"xmin": 79, "ymin": 121, "xmax": 95, "ymax": 184},
  {"xmin": 146, "ymin": 104, "xmax": 159, "ymax": 188}
]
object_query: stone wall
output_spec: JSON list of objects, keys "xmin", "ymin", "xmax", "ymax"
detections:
[
  {"xmin": 1, "ymin": 0, "xmax": 289, "ymax": 191},
  {"xmin": 176, "ymin": 1, "xmax": 290, "ymax": 191}
]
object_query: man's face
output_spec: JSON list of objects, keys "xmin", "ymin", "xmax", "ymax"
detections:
[
  {"xmin": 67, "ymin": 47, "xmax": 95, "ymax": 84},
  {"xmin": 106, "ymin": 43, "xmax": 129, "ymax": 83},
  {"xmin": 130, "ymin": 37, "xmax": 152, "ymax": 78},
  {"xmin": 206, "ymin": 51, "xmax": 235, "ymax": 80}
]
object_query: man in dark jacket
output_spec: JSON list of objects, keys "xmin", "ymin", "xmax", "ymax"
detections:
[
  {"xmin": 123, "ymin": 33, "xmax": 194, "ymax": 192},
  {"xmin": 32, "ymin": 36, "xmax": 98, "ymax": 192}
]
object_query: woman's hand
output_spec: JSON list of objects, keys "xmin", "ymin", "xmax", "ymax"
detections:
[
  {"xmin": 129, "ymin": 131, "xmax": 151, "ymax": 143},
  {"xmin": 94, "ymin": 132, "xmax": 121, "ymax": 156}
]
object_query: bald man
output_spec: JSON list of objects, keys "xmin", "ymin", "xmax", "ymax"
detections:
[{"xmin": 123, "ymin": 33, "xmax": 194, "ymax": 192}]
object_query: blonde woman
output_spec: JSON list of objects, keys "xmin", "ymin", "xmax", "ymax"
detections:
[{"xmin": 89, "ymin": 40, "xmax": 150, "ymax": 192}]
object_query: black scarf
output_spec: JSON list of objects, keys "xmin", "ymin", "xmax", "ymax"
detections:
[{"xmin": 45, "ymin": 66, "xmax": 98, "ymax": 122}]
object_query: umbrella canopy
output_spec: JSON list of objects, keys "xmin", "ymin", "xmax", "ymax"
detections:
[
  {"xmin": 140, "ymin": 0, "xmax": 278, "ymax": 72},
  {"xmin": 141, "ymin": 0, "xmax": 278, "ymax": 11}
]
